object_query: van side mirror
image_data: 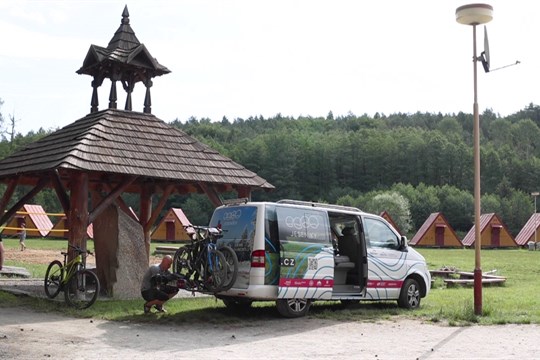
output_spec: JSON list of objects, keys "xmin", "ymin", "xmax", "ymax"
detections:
[{"xmin": 399, "ymin": 236, "xmax": 408, "ymax": 251}]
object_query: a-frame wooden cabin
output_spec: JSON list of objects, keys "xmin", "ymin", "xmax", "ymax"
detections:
[
  {"xmin": 409, "ymin": 212, "xmax": 462, "ymax": 247},
  {"xmin": 151, "ymin": 208, "xmax": 194, "ymax": 242},
  {"xmin": 462, "ymin": 213, "xmax": 518, "ymax": 248},
  {"xmin": 515, "ymin": 213, "xmax": 540, "ymax": 247},
  {"xmin": 0, "ymin": 7, "xmax": 273, "ymax": 298},
  {"xmin": 0, "ymin": 204, "xmax": 53, "ymax": 238}
]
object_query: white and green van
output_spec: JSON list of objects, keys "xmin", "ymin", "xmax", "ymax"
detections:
[{"xmin": 211, "ymin": 199, "xmax": 431, "ymax": 317}]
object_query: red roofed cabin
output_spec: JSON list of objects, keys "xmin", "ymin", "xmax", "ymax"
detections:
[
  {"xmin": 1, "ymin": 204, "xmax": 53, "ymax": 238},
  {"xmin": 409, "ymin": 212, "xmax": 462, "ymax": 247},
  {"xmin": 515, "ymin": 213, "xmax": 540, "ymax": 248},
  {"xmin": 462, "ymin": 213, "xmax": 518, "ymax": 248},
  {"xmin": 151, "ymin": 208, "xmax": 194, "ymax": 242}
]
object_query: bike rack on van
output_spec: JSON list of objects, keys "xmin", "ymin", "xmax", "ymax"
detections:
[{"xmin": 277, "ymin": 199, "xmax": 362, "ymax": 213}]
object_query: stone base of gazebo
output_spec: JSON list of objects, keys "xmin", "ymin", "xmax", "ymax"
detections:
[{"xmin": 94, "ymin": 205, "xmax": 147, "ymax": 299}]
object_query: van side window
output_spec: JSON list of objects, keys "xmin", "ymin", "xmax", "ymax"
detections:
[
  {"xmin": 363, "ymin": 217, "xmax": 399, "ymax": 249},
  {"xmin": 276, "ymin": 206, "xmax": 330, "ymax": 244}
]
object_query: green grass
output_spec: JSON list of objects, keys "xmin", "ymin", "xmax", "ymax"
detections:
[
  {"xmin": 415, "ymin": 248, "xmax": 540, "ymax": 325},
  {"xmin": 2, "ymin": 246, "xmax": 540, "ymax": 325}
]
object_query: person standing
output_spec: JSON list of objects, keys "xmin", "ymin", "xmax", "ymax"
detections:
[
  {"xmin": 18, "ymin": 222, "xmax": 27, "ymax": 251},
  {"xmin": 140, "ymin": 255, "xmax": 179, "ymax": 314}
]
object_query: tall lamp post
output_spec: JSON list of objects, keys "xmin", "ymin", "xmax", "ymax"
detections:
[{"xmin": 456, "ymin": 3, "xmax": 493, "ymax": 316}]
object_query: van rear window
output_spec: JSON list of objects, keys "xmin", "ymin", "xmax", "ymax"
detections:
[{"xmin": 276, "ymin": 206, "xmax": 330, "ymax": 244}]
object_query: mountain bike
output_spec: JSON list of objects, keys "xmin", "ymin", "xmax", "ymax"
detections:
[
  {"xmin": 173, "ymin": 225, "xmax": 238, "ymax": 293},
  {"xmin": 44, "ymin": 244, "xmax": 100, "ymax": 309}
]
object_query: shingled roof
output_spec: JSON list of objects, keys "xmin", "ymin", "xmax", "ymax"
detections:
[{"xmin": 0, "ymin": 109, "xmax": 273, "ymax": 191}]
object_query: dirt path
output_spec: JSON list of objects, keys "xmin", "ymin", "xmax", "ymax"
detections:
[{"xmin": 1, "ymin": 306, "xmax": 539, "ymax": 359}]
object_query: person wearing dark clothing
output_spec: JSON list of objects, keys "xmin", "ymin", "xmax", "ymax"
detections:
[{"xmin": 141, "ymin": 255, "xmax": 179, "ymax": 314}]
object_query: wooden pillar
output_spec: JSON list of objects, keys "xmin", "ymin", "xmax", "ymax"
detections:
[
  {"xmin": 68, "ymin": 172, "xmax": 89, "ymax": 256},
  {"xmin": 140, "ymin": 185, "xmax": 152, "ymax": 259},
  {"xmin": 237, "ymin": 186, "xmax": 252, "ymax": 201},
  {"xmin": 143, "ymin": 79, "xmax": 152, "ymax": 114}
]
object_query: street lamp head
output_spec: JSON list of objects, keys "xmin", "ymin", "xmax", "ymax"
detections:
[
  {"xmin": 456, "ymin": 3, "xmax": 493, "ymax": 25},
  {"xmin": 532, "ymin": 192, "xmax": 540, "ymax": 197}
]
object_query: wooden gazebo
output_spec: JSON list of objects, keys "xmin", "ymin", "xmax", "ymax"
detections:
[{"xmin": 0, "ymin": 7, "xmax": 273, "ymax": 298}]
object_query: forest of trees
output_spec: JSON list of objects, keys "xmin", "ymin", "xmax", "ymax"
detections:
[{"xmin": 2, "ymin": 98, "xmax": 540, "ymax": 238}]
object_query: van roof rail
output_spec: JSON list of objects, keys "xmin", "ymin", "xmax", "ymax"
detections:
[
  {"xmin": 222, "ymin": 198, "xmax": 249, "ymax": 206},
  {"xmin": 277, "ymin": 199, "xmax": 362, "ymax": 213}
]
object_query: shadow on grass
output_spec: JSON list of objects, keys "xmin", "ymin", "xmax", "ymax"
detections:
[{"xmin": 0, "ymin": 290, "xmax": 419, "ymax": 327}]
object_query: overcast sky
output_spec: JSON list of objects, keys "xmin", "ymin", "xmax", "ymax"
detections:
[{"xmin": 0, "ymin": 0, "xmax": 537, "ymax": 135}]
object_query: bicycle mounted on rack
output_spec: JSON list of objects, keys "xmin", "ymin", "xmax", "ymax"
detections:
[
  {"xmin": 44, "ymin": 244, "xmax": 100, "ymax": 309},
  {"xmin": 172, "ymin": 225, "xmax": 238, "ymax": 294}
]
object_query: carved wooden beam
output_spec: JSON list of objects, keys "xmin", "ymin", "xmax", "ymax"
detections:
[
  {"xmin": 51, "ymin": 170, "xmax": 70, "ymax": 214},
  {"xmin": 88, "ymin": 176, "xmax": 137, "ymax": 224},
  {"xmin": 0, "ymin": 176, "xmax": 49, "ymax": 227},
  {"xmin": 101, "ymin": 183, "xmax": 139, "ymax": 223},
  {"xmin": 0, "ymin": 177, "xmax": 19, "ymax": 223},
  {"xmin": 143, "ymin": 184, "xmax": 174, "ymax": 233},
  {"xmin": 199, "ymin": 183, "xmax": 223, "ymax": 207}
]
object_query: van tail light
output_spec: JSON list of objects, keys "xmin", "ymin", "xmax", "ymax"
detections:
[{"xmin": 251, "ymin": 250, "xmax": 265, "ymax": 268}]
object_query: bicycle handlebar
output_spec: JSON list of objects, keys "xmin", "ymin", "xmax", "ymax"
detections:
[
  {"xmin": 68, "ymin": 244, "xmax": 94, "ymax": 256},
  {"xmin": 183, "ymin": 225, "xmax": 223, "ymax": 241}
]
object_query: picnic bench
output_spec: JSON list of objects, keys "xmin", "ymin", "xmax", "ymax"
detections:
[
  {"xmin": 430, "ymin": 268, "xmax": 507, "ymax": 287},
  {"xmin": 444, "ymin": 277, "xmax": 506, "ymax": 287}
]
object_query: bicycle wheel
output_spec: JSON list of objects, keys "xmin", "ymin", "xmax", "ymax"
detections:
[
  {"xmin": 218, "ymin": 246, "xmax": 238, "ymax": 291},
  {"xmin": 173, "ymin": 246, "xmax": 192, "ymax": 278},
  {"xmin": 204, "ymin": 248, "xmax": 228, "ymax": 292},
  {"xmin": 64, "ymin": 269, "xmax": 100, "ymax": 309},
  {"xmin": 44, "ymin": 260, "xmax": 63, "ymax": 299}
]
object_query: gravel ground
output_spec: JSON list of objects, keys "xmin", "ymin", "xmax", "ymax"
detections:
[{"xmin": 0, "ymin": 305, "xmax": 539, "ymax": 360}]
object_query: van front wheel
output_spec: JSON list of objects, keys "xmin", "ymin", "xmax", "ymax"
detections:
[
  {"xmin": 398, "ymin": 278, "xmax": 421, "ymax": 309},
  {"xmin": 276, "ymin": 298, "xmax": 311, "ymax": 318}
]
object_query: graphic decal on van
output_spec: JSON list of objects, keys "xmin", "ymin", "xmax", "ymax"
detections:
[
  {"xmin": 210, "ymin": 206, "xmax": 258, "ymax": 289},
  {"xmin": 276, "ymin": 206, "xmax": 334, "ymax": 300}
]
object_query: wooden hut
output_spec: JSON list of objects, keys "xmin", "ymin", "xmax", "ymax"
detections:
[
  {"xmin": 409, "ymin": 212, "xmax": 462, "ymax": 247},
  {"xmin": 462, "ymin": 213, "xmax": 518, "ymax": 248},
  {"xmin": 1, "ymin": 204, "xmax": 53, "ymax": 238},
  {"xmin": 379, "ymin": 211, "xmax": 402, "ymax": 235},
  {"xmin": 515, "ymin": 213, "xmax": 540, "ymax": 247},
  {"xmin": 151, "ymin": 208, "xmax": 194, "ymax": 242}
]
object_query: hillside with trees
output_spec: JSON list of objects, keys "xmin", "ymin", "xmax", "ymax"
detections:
[{"xmin": 2, "ymin": 97, "xmax": 540, "ymax": 237}]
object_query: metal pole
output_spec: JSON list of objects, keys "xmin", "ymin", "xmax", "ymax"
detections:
[
  {"xmin": 535, "ymin": 195, "xmax": 537, "ymax": 245},
  {"xmin": 472, "ymin": 23, "xmax": 483, "ymax": 316}
]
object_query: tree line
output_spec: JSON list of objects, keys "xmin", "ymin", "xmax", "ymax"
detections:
[{"xmin": 2, "ymin": 98, "xmax": 540, "ymax": 237}]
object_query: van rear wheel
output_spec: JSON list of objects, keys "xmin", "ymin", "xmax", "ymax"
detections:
[
  {"xmin": 276, "ymin": 298, "xmax": 311, "ymax": 318},
  {"xmin": 398, "ymin": 278, "xmax": 421, "ymax": 309}
]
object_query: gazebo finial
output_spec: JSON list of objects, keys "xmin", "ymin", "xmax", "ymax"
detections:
[
  {"xmin": 122, "ymin": 5, "xmax": 129, "ymax": 24},
  {"xmin": 76, "ymin": 6, "xmax": 170, "ymax": 114}
]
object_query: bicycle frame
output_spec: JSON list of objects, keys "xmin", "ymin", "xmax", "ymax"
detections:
[{"xmin": 59, "ymin": 252, "xmax": 84, "ymax": 286}]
